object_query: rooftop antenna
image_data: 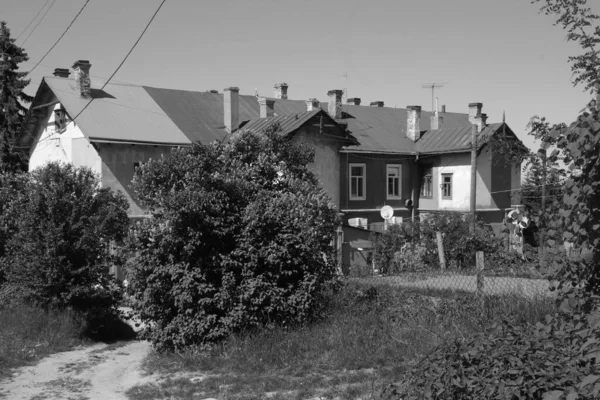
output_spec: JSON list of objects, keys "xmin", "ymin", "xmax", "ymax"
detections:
[{"xmin": 421, "ymin": 82, "xmax": 447, "ymax": 112}]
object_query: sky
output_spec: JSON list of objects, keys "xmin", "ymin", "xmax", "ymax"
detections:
[{"xmin": 2, "ymin": 0, "xmax": 598, "ymax": 152}]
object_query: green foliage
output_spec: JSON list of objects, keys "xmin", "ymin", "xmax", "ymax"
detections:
[
  {"xmin": 0, "ymin": 163, "xmax": 129, "ymax": 319},
  {"xmin": 0, "ymin": 21, "xmax": 32, "ymax": 173},
  {"xmin": 371, "ymin": 212, "xmax": 502, "ymax": 273},
  {"xmin": 127, "ymin": 125, "xmax": 340, "ymax": 351}
]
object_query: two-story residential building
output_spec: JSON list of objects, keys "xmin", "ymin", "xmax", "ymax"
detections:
[{"xmin": 19, "ymin": 60, "xmax": 522, "ymax": 233}]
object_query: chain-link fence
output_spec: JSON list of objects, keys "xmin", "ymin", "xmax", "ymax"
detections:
[{"xmin": 351, "ymin": 269, "xmax": 554, "ymax": 299}]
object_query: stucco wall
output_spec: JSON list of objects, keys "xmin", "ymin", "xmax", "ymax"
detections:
[{"xmin": 29, "ymin": 104, "xmax": 101, "ymax": 173}]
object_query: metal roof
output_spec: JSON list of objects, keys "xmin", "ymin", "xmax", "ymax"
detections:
[
  {"xmin": 241, "ymin": 110, "xmax": 321, "ymax": 136},
  {"xmin": 44, "ymin": 77, "xmax": 191, "ymax": 145},
  {"xmin": 416, "ymin": 123, "xmax": 503, "ymax": 153},
  {"xmin": 21, "ymin": 77, "xmax": 513, "ymax": 156}
]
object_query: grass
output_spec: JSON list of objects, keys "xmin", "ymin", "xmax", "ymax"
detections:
[
  {"xmin": 0, "ymin": 302, "xmax": 89, "ymax": 379},
  {"xmin": 127, "ymin": 281, "xmax": 555, "ymax": 400}
]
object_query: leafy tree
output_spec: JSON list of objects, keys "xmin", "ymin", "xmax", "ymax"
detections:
[
  {"xmin": 0, "ymin": 21, "xmax": 32, "ymax": 173},
  {"xmin": 0, "ymin": 162, "xmax": 130, "ymax": 318},
  {"xmin": 127, "ymin": 125, "xmax": 340, "ymax": 351}
]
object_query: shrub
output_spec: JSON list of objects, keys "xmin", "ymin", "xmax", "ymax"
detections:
[
  {"xmin": 127, "ymin": 125, "xmax": 340, "ymax": 351},
  {"xmin": 372, "ymin": 212, "xmax": 505, "ymax": 273},
  {"xmin": 0, "ymin": 163, "xmax": 129, "ymax": 320}
]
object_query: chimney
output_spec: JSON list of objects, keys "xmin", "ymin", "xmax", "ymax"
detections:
[
  {"xmin": 468, "ymin": 102, "xmax": 484, "ymax": 132},
  {"xmin": 406, "ymin": 106, "xmax": 422, "ymax": 141},
  {"xmin": 274, "ymin": 83, "xmax": 288, "ymax": 100},
  {"xmin": 305, "ymin": 98, "xmax": 320, "ymax": 112},
  {"xmin": 258, "ymin": 97, "xmax": 275, "ymax": 118},
  {"xmin": 327, "ymin": 89, "xmax": 343, "ymax": 119},
  {"xmin": 72, "ymin": 60, "xmax": 91, "ymax": 98},
  {"xmin": 53, "ymin": 68, "xmax": 70, "ymax": 78},
  {"xmin": 481, "ymin": 113, "xmax": 488, "ymax": 127},
  {"xmin": 441, "ymin": 104, "xmax": 446, "ymax": 113},
  {"xmin": 430, "ymin": 111, "xmax": 444, "ymax": 131},
  {"xmin": 370, "ymin": 101, "xmax": 384, "ymax": 107},
  {"xmin": 223, "ymin": 87, "xmax": 240, "ymax": 133},
  {"xmin": 347, "ymin": 98, "xmax": 361, "ymax": 105}
]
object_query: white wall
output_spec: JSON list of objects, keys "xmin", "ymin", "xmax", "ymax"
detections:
[{"xmin": 29, "ymin": 103, "xmax": 102, "ymax": 176}]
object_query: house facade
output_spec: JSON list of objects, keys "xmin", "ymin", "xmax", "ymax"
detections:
[{"xmin": 19, "ymin": 60, "xmax": 523, "ymax": 232}]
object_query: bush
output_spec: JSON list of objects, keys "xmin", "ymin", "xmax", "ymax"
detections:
[
  {"xmin": 0, "ymin": 163, "xmax": 129, "ymax": 320},
  {"xmin": 372, "ymin": 212, "xmax": 506, "ymax": 273},
  {"xmin": 385, "ymin": 293, "xmax": 600, "ymax": 399},
  {"xmin": 127, "ymin": 125, "xmax": 340, "ymax": 351}
]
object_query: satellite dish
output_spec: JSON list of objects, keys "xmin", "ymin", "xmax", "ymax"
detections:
[{"xmin": 380, "ymin": 205, "xmax": 394, "ymax": 220}]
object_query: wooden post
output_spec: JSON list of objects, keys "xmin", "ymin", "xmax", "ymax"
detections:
[
  {"xmin": 470, "ymin": 124, "xmax": 478, "ymax": 234},
  {"xmin": 336, "ymin": 225, "xmax": 343, "ymax": 275},
  {"xmin": 436, "ymin": 231, "xmax": 446, "ymax": 270},
  {"xmin": 476, "ymin": 251, "xmax": 485, "ymax": 296}
]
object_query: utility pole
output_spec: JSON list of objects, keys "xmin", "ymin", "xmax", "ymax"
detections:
[
  {"xmin": 421, "ymin": 83, "xmax": 446, "ymax": 112},
  {"xmin": 470, "ymin": 124, "xmax": 477, "ymax": 233}
]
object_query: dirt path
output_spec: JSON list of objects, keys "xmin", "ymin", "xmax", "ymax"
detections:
[{"xmin": 0, "ymin": 340, "xmax": 154, "ymax": 400}]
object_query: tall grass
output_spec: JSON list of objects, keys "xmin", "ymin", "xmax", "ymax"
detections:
[
  {"xmin": 0, "ymin": 302, "xmax": 88, "ymax": 378},
  {"xmin": 129, "ymin": 281, "xmax": 556, "ymax": 400}
]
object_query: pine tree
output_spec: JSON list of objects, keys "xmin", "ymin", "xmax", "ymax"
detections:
[{"xmin": 0, "ymin": 21, "xmax": 32, "ymax": 173}]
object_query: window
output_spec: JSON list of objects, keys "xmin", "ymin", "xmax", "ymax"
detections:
[
  {"xmin": 420, "ymin": 166, "xmax": 433, "ymax": 198},
  {"xmin": 349, "ymin": 164, "xmax": 366, "ymax": 200},
  {"xmin": 441, "ymin": 173, "xmax": 453, "ymax": 199},
  {"xmin": 54, "ymin": 107, "xmax": 67, "ymax": 134},
  {"xmin": 386, "ymin": 164, "xmax": 402, "ymax": 199}
]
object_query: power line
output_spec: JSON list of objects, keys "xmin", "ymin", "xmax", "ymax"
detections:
[
  {"xmin": 21, "ymin": 0, "xmax": 56, "ymax": 46},
  {"xmin": 16, "ymin": 0, "xmax": 51, "ymax": 40},
  {"xmin": 70, "ymin": 0, "xmax": 167, "ymax": 123},
  {"xmin": 28, "ymin": 0, "xmax": 91, "ymax": 76}
]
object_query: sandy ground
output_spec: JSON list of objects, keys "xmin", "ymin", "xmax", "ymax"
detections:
[{"xmin": 0, "ymin": 340, "xmax": 154, "ymax": 400}]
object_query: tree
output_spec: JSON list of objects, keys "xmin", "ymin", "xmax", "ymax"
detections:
[
  {"xmin": 0, "ymin": 21, "xmax": 32, "ymax": 173},
  {"xmin": 0, "ymin": 163, "xmax": 130, "ymax": 317},
  {"xmin": 520, "ymin": 152, "xmax": 565, "ymax": 214},
  {"xmin": 127, "ymin": 125, "xmax": 340, "ymax": 351}
]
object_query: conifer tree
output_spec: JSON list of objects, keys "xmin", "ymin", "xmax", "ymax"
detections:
[{"xmin": 0, "ymin": 21, "xmax": 32, "ymax": 173}]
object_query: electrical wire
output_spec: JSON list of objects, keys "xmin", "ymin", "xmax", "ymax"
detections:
[
  {"xmin": 16, "ymin": 0, "xmax": 51, "ymax": 40},
  {"xmin": 28, "ymin": 0, "xmax": 91, "ymax": 76},
  {"xmin": 21, "ymin": 0, "xmax": 56, "ymax": 46},
  {"xmin": 70, "ymin": 0, "xmax": 167, "ymax": 123}
]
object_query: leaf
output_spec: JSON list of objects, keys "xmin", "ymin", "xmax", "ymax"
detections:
[
  {"xmin": 580, "ymin": 374, "xmax": 600, "ymax": 389},
  {"xmin": 543, "ymin": 390, "xmax": 564, "ymax": 400}
]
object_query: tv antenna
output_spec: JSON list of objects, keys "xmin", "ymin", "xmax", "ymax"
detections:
[{"xmin": 421, "ymin": 82, "xmax": 447, "ymax": 112}]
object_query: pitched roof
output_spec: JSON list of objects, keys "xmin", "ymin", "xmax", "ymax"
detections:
[
  {"xmin": 416, "ymin": 123, "xmax": 504, "ymax": 153},
  {"xmin": 20, "ymin": 75, "xmax": 517, "ymax": 156},
  {"xmin": 40, "ymin": 77, "xmax": 190, "ymax": 145}
]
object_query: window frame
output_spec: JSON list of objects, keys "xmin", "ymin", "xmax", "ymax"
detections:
[
  {"xmin": 441, "ymin": 173, "xmax": 453, "ymax": 199},
  {"xmin": 386, "ymin": 164, "xmax": 402, "ymax": 200},
  {"xmin": 420, "ymin": 165, "xmax": 433, "ymax": 199},
  {"xmin": 349, "ymin": 163, "xmax": 366, "ymax": 201}
]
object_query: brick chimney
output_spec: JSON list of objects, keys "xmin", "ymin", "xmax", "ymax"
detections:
[
  {"xmin": 327, "ymin": 89, "xmax": 343, "ymax": 119},
  {"xmin": 430, "ymin": 110, "xmax": 444, "ymax": 130},
  {"xmin": 53, "ymin": 68, "xmax": 70, "ymax": 78},
  {"xmin": 72, "ymin": 60, "xmax": 91, "ymax": 98},
  {"xmin": 468, "ymin": 102, "xmax": 485, "ymax": 132},
  {"xmin": 407, "ymin": 106, "xmax": 422, "ymax": 141},
  {"xmin": 259, "ymin": 97, "xmax": 275, "ymax": 118},
  {"xmin": 370, "ymin": 101, "xmax": 384, "ymax": 107},
  {"xmin": 481, "ymin": 113, "xmax": 488, "ymax": 127},
  {"xmin": 274, "ymin": 83, "xmax": 288, "ymax": 99},
  {"xmin": 223, "ymin": 87, "xmax": 240, "ymax": 133},
  {"xmin": 305, "ymin": 98, "xmax": 320, "ymax": 112},
  {"xmin": 441, "ymin": 104, "xmax": 446, "ymax": 113},
  {"xmin": 347, "ymin": 98, "xmax": 361, "ymax": 105}
]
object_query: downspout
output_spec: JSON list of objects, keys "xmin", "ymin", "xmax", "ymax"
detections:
[{"xmin": 412, "ymin": 152, "xmax": 419, "ymax": 222}]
